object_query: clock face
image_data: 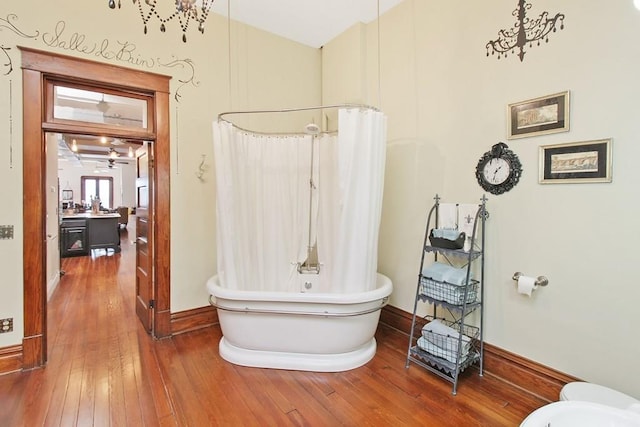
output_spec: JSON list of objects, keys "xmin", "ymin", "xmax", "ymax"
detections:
[
  {"xmin": 482, "ymin": 158, "xmax": 511, "ymax": 185},
  {"xmin": 475, "ymin": 143, "xmax": 523, "ymax": 195}
]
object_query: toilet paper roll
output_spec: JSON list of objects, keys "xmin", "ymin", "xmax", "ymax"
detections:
[{"xmin": 517, "ymin": 275, "xmax": 537, "ymax": 297}]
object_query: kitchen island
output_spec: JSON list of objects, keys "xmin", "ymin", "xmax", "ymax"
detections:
[{"xmin": 60, "ymin": 212, "xmax": 121, "ymax": 256}]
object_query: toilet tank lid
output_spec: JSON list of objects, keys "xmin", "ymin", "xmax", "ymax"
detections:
[{"xmin": 561, "ymin": 382, "xmax": 639, "ymax": 410}]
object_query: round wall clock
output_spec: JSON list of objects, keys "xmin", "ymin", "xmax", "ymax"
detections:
[{"xmin": 475, "ymin": 142, "xmax": 523, "ymax": 195}]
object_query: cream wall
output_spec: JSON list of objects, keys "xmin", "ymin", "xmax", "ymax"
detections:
[
  {"xmin": 323, "ymin": 0, "xmax": 640, "ymax": 398},
  {"xmin": 45, "ymin": 134, "xmax": 61, "ymax": 300},
  {"xmin": 57, "ymin": 163, "xmax": 127, "ymax": 209},
  {"xmin": 0, "ymin": 1, "xmax": 321, "ymax": 346},
  {"xmin": 322, "ymin": 23, "xmax": 370, "ymax": 107}
]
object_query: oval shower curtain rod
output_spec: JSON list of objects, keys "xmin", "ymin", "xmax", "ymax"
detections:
[{"xmin": 217, "ymin": 103, "xmax": 380, "ymax": 122}]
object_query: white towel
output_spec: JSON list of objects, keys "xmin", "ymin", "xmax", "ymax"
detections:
[
  {"xmin": 421, "ymin": 262, "xmax": 451, "ymax": 282},
  {"xmin": 421, "ymin": 263, "xmax": 470, "ymax": 286},
  {"xmin": 422, "ymin": 319, "xmax": 471, "ymax": 354},
  {"xmin": 438, "ymin": 203, "xmax": 457, "ymax": 229},
  {"xmin": 444, "ymin": 268, "xmax": 469, "ymax": 286},
  {"xmin": 457, "ymin": 204, "xmax": 478, "ymax": 251},
  {"xmin": 417, "ymin": 336, "xmax": 468, "ymax": 364}
]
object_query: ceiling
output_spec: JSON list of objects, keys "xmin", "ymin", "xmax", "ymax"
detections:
[
  {"xmin": 57, "ymin": 134, "xmax": 140, "ymax": 171},
  {"xmin": 210, "ymin": 0, "xmax": 404, "ymax": 48}
]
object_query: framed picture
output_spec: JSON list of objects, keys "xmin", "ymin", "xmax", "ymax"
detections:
[
  {"xmin": 62, "ymin": 189, "xmax": 73, "ymax": 200},
  {"xmin": 539, "ymin": 138, "xmax": 612, "ymax": 184},
  {"xmin": 508, "ymin": 91, "xmax": 569, "ymax": 139}
]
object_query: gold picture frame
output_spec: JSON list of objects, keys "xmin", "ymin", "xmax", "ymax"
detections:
[
  {"xmin": 508, "ymin": 91, "xmax": 570, "ymax": 139},
  {"xmin": 539, "ymin": 138, "xmax": 612, "ymax": 184}
]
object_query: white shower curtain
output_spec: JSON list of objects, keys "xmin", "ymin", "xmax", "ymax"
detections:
[{"xmin": 213, "ymin": 108, "xmax": 386, "ymax": 293}]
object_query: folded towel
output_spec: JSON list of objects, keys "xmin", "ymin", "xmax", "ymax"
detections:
[
  {"xmin": 422, "ymin": 319, "xmax": 471, "ymax": 354},
  {"xmin": 421, "ymin": 262, "xmax": 470, "ymax": 286},
  {"xmin": 444, "ymin": 267, "xmax": 469, "ymax": 286},
  {"xmin": 421, "ymin": 262, "xmax": 450, "ymax": 282},
  {"xmin": 417, "ymin": 336, "xmax": 468, "ymax": 364}
]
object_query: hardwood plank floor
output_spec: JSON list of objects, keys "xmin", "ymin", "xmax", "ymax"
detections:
[{"xmin": 0, "ymin": 220, "xmax": 547, "ymax": 426}]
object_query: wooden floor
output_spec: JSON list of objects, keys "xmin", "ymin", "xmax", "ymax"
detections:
[{"xmin": 0, "ymin": 221, "xmax": 546, "ymax": 426}]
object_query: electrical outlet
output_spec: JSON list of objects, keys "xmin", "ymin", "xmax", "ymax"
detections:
[
  {"xmin": 0, "ymin": 318, "xmax": 13, "ymax": 333},
  {"xmin": 0, "ymin": 225, "xmax": 14, "ymax": 239}
]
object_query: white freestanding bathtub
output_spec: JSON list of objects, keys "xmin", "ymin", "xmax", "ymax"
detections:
[{"xmin": 207, "ymin": 273, "xmax": 392, "ymax": 372}]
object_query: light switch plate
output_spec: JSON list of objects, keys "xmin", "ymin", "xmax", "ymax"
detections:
[{"xmin": 0, "ymin": 225, "xmax": 14, "ymax": 239}]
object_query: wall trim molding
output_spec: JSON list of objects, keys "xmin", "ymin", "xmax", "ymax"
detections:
[
  {"xmin": 0, "ymin": 344, "xmax": 23, "ymax": 376},
  {"xmin": 20, "ymin": 46, "xmax": 172, "ymax": 367},
  {"xmin": 170, "ymin": 305, "xmax": 218, "ymax": 336},
  {"xmin": 380, "ymin": 305, "xmax": 579, "ymax": 402}
]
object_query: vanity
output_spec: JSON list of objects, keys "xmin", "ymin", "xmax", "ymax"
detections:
[{"xmin": 60, "ymin": 212, "xmax": 121, "ymax": 257}]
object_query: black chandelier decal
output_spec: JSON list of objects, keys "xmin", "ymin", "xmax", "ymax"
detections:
[
  {"xmin": 108, "ymin": 0, "xmax": 214, "ymax": 43},
  {"xmin": 486, "ymin": 0, "xmax": 565, "ymax": 62}
]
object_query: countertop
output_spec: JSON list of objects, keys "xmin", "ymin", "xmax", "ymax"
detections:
[{"xmin": 61, "ymin": 212, "xmax": 121, "ymax": 219}]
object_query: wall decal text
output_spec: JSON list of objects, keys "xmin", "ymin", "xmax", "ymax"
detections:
[{"xmin": 1, "ymin": 13, "xmax": 199, "ymax": 101}]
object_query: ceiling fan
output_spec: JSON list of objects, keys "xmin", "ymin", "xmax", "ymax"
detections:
[
  {"xmin": 93, "ymin": 149, "xmax": 130, "ymax": 169},
  {"xmin": 95, "ymin": 158, "xmax": 130, "ymax": 169}
]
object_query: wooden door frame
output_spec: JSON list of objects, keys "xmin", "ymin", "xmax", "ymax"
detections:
[{"xmin": 20, "ymin": 47, "xmax": 172, "ymax": 369}]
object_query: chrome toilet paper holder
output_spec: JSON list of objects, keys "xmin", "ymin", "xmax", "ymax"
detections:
[{"xmin": 512, "ymin": 272, "xmax": 549, "ymax": 287}]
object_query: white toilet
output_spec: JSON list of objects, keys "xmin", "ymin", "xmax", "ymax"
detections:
[
  {"xmin": 520, "ymin": 383, "xmax": 640, "ymax": 426},
  {"xmin": 560, "ymin": 382, "xmax": 639, "ymax": 410}
]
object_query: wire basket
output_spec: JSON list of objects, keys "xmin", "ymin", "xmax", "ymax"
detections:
[
  {"xmin": 419, "ymin": 276, "xmax": 478, "ymax": 305},
  {"xmin": 428, "ymin": 229, "xmax": 465, "ymax": 250},
  {"xmin": 417, "ymin": 316, "xmax": 479, "ymax": 364}
]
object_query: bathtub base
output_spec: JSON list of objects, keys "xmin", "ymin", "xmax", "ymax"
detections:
[{"xmin": 218, "ymin": 337, "xmax": 377, "ymax": 372}]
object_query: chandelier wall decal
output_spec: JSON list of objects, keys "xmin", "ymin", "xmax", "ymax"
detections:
[
  {"xmin": 486, "ymin": 0, "xmax": 565, "ymax": 62},
  {"xmin": 107, "ymin": 0, "xmax": 215, "ymax": 43}
]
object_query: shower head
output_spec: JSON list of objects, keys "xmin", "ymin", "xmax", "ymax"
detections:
[{"xmin": 304, "ymin": 123, "xmax": 320, "ymax": 135}]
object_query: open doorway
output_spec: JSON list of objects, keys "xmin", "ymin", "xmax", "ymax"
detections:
[
  {"xmin": 50, "ymin": 131, "xmax": 139, "ymax": 275},
  {"xmin": 21, "ymin": 47, "xmax": 172, "ymax": 369}
]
